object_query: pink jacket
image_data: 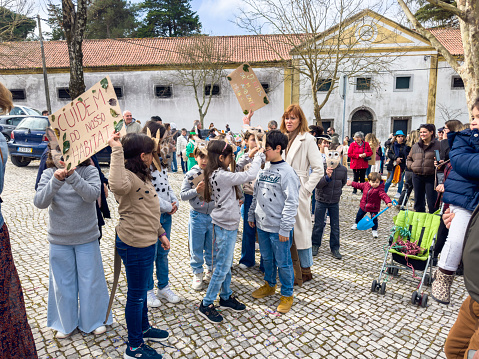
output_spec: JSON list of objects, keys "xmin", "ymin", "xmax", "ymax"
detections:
[{"xmin": 352, "ymin": 181, "xmax": 391, "ymax": 213}]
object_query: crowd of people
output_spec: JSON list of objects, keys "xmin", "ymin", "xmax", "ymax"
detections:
[{"xmin": 2, "ymin": 78, "xmax": 479, "ymax": 358}]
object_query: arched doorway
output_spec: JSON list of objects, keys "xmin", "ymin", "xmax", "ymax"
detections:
[{"xmin": 350, "ymin": 109, "xmax": 373, "ymax": 138}]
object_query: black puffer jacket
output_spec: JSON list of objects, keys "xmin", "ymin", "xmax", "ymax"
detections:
[
  {"xmin": 386, "ymin": 141, "xmax": 410, "ymax": 172},
  {"xmin": 315, "ymin": 164, "xmax": 347, "ymax": 204}
]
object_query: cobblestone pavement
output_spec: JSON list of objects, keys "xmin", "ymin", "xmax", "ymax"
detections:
[{"xmin": 4, "ymin": 161, "xmax": 467, "ymax": 359}]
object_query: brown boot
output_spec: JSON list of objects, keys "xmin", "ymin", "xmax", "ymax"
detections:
[
  {"xmin": 291, "ymin": 242, "xmax": 303, "ymax": 287},
  {"xmin": 431, "ymin": 269, "xmax": 455, "ymax": 304},
  {"xmin": 301, "ymin": 267, "xmax": 313, "ymax": 282}
]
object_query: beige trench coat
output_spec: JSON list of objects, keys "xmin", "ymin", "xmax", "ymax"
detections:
[{"xmin": 285, "ymin": 132, "xmax": 324, "ymax": 250}]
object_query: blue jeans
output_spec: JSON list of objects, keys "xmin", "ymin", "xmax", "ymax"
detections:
[
  {"xmin": 149, "ymin": 213, "xmax": 172, "ymax": 291},
  {"xmin": 311, "ymin": 190, "xmax": 316, "ymax": 214},
  {"xmin": 355, "ymin": 208, "xmax": 378, "ymax": 230},
  {"xmin": 189, "ymin": 210, "xmax": 215, "ymax": 274},
  {"xmin": 180, "ymin": 156, "xmax": 187, "ymax": 173},
  {"xmin": 257, "ymin": 228, "xmax": 294, "ymax": 297},
  {"xmin": 203, "ymin": 226, "xmax": 237, "ymax": 306},
  {"xmin": 384, "ymin": 168, "xmax": 404, "ymax": 194},
  {"xmin": 116, "ymin": 236, "xmax": 155, "ymax": 347},
  {"xmin": 171, "ymin": 152, "xmax": 177, "ymax": 172},
  {"xmin": 312, "ymin": 201, "xmax": 340, "ymax": 251},
  {"xmin": 240, "ymin": 194, "xmax": 256, "ymax": 267},
  {"xmin": 297, "ymin": 248, "xmax": 313, "ymax": 268}
]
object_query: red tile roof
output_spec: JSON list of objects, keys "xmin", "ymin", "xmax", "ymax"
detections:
[
  {"xmin": 429, "ymin": 28, "xmax": 463, "ymax": 56},
  {"xmin": 0, "ymin": 35, "xmax": 301, "ymax": 71},
  {"xmin": 0, "ymin": 29, "xmax": 463, "ymax": 71}
]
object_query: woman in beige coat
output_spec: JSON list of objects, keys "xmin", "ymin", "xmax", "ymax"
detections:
[{"xmin": 281, "ymin": 105, "xmax": 324, "ymax": 286}]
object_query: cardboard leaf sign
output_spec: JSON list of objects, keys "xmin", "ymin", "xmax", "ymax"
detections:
[
  {"xmin": 227, "ymin": 63, "xmax": 270, "ymax": 115},
  {"xmin": 49, "ymin": 76, "xmax": 126, "ymax": 168}
]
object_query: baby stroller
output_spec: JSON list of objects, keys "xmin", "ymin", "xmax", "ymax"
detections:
[{"xmin": 370, "ymin": 209, "xmax": 441, "ymax": 307}]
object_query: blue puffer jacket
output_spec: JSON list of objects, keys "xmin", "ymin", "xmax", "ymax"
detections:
[{"xmin": 443, "ymin": 129, "xmax": 479, "ymax": 212}]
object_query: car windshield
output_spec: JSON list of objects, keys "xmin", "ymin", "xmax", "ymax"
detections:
[
  {"xmin": 16, "ymin": 117, "xmax": 49, "ymax": 131},
  {"xmin": 25, "ymin": 107, "xmax": 41, "ymax": 115},
  {"xmin": 10, "ymin": 107, "xmax": 25, "ymax": 115}
]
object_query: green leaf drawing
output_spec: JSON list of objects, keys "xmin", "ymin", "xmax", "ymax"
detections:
[
  {"xmin": 243, "ymin": 110, "xmax": 248, "ymax": 115},
  {"xmin": 54, "ymin": 128, "xmax": 60, "ymax": 139},
  {"xmin": 114, "ymin": 119, "xmax": 124, "ymax": 132},
  {"xmin": 227, "ymin": 76, "xmax": 232, "ymax": 81},
  {"xmin": 110, "ymin": 108, "xmax": 119, "ymax": 118},
  {"xmin": 67, "ymin": 163, "xmax": 71, "ymax": 171},
  {"xmin": 243, "ymin": 64, "xmax": 250, "ymax": 72},
  {"xmin": 63, "ymin": 133, "xmax": 66, "ymax": 141},
  {"xmin": 62, "ymin": 140, "xmax": 70, "ymax": 154},
  {"xmin": 100, "ymin": 78, "xmax": 109, "ymax": 89},
  {"xmin": 51, "ymin": 115, "xmax": 55, "ymax": 122},
  {"xmin": 77, "ymin": 97, "xmax": 83, "ymax": 102},
  {"xmin": 108, "ymin": 98, "xmax": 117, "ymax": 106},
  {"xmin": 92, "ymin": 90, "xmax": 96, "ymax": 93},
  {"xmin": 78, "ymin": 160, "xmax": 81, "ymax": 165},
  {"xmin": 263, "ymin": 96, "xmax": 269, "ymax": 104},
  {"xmin": 66, "ymin": 155, "xmax": 70, "ymax": 161}
]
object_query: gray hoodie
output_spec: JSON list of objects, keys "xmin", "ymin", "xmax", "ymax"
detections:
[
  {"xmin": 210, "ymin": 152, "xmax": 264, "ymax": 230},
  {"xmin": 180, "ymin": 165, "xmax": 215, "ymax": 214},
  {"xmin": 151, "ymin": 166, "xmax": 178, "ymax": 213},
  {"xmin": 248, "ymin": 160, "xmax": 300, "ymax": 237},
  {"xmin": 34, "ymin": 165, "xmax": 101, "ymax": 245}
]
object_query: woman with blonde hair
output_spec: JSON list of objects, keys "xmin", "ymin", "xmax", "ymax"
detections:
[
  {"xmin": 280, "ymin": 104, "xmax": 323, "ymax": 286},
  {"xmin": 365, "ymin": 133, "xmax": 380, "ymax": 175}
]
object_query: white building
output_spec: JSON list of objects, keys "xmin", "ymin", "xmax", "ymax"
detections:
[{"xmin": 0, "ymin": 11, "xmax": 466, "ymax": 140}]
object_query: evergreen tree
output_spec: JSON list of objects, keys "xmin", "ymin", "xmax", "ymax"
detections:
[
  {"xmin": 86, "ymin": 0, "xmax": 138, "ymax": 39},
  {"xmin": 415, "ymin": 0, "xmax": 458, "ymax": 28},
  {"xmin": 137, "ymin": 0, "xmax": 201, "ymax": 38},
  {"xmin": 0, "ymin": 6, "xmax": 36, "ymax": 41},
  {"xmin": 46, "ymin": 2, "xmax": 65, "ymax": 40}
]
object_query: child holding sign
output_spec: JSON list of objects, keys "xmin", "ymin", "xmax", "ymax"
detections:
[{"xmin": 108, "ymin": 132, "xmax": 170, "ymax": 359}]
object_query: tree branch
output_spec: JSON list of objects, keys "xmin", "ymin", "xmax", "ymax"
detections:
[{"xmin": 424, "ymin": 0, "xmax": 466, "ymax": 20}]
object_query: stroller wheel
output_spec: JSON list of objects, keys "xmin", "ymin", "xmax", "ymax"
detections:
[
  {"xmin": 411, "ymin": 291, "xmax": 418, "ymax": 305},
  {"xmin": 392, "ymin": 268, "xmax": 399, "ymax": 276},
  {"xmin": 371, "ymin": 280, "xmax": 378, "ymax": 292},
  {"xmin": 380, "ymin": 282, "xmax": 386, "ymax": 295},
  {"xmin": 424, "ymin": 274, "xmax": 432, "ymax": 286},
  {"xmin": 420, "ymin": 294, "xmax": 428, "ymax": 308}
]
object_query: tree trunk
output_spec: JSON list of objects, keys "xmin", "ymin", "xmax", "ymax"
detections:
[{"xmin": 311, "ymin": 83, "xmax": 322, "ymax": 127}]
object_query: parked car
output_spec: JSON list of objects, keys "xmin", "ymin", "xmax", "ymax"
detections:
[
  {"xmin": 7, "ymin": 116, "xmax": 49, "ymax": 167},
  {"xmin": 0, "ymin": 115, "xmax": 45, "ymax": 141},
  {"xmin": 7, "ymin": 105, "xmax": 41, "ymax": 116}
]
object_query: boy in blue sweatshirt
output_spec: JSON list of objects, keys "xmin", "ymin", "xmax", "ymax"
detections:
[{"xmin": 248, "ymin": 130, "xmax": 300, "ymax": 314}]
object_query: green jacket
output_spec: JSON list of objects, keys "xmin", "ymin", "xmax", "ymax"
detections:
[{"xmin": 186, "ymin": 140, "xmax": 197, "ymax": 170}]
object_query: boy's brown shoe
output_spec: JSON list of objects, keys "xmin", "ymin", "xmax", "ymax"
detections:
[
  {"xmin": 252, "ymin": 282, "xmax": 276, "ymax": 299},
  {"xmin": 277, "ymin": 295, "xmax": 293, "ymax": 313}
]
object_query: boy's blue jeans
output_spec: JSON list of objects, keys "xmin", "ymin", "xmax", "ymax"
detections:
[
  {"xmin": 189, "ymin": 210, "xmax": 215, "ymax": 274},
  {"xmin": 148, "ymin": 213, "xmax": 172, "ymax": 291},
  {"xmin": 384, "ymin": 169, "xmax": 404, "ymax": 194},
  {"xmin": 257, "ymin": 228, "xmax": 294, "ymax": 297},
  {"xmin": 355, "ymin": 208, "xmax": 378, "ymax": 230},
  {"xmin": 240, "ymin": 194, "xmax": 256, "ymax": 267},
  {"xmin": 171, "ymin": 151, "xmax": 177, "ymax": 172},
  {"xmin": 312, "ymin": 201, "xmax": 340, "ymax": 251},
  {"xmin": 203, "ymin": 226, "xmax": 237, "ymax": 306},
  {"xmin": 116, "ymin": 236, "xmax": 155, "ymax": 347}
]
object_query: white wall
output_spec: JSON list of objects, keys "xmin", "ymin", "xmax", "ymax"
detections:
[{"xmin": 0, "ymin": 67, "xmax": 286, "ymax": 133}]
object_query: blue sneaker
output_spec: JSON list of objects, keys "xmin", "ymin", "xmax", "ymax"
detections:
[
  {"xmin": 198, "ymin": 301, "xmax": 223, "ymax": 323},
  {"xmin": 143, "ymin": 326, "xmax": 169, "ymax": 342},
  {"xmin": 124, "ymin": 343, "xmax": 162, "ymax": 359},
  {"xmin": 219, "ymin": 294, "xmax": 246, "ymax": 312}
]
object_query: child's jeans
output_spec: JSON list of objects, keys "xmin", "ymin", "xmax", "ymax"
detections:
[
  {"xmin": 239, "ymin": 194, "xmax": 256, "ymax": 267},
  {"xmin": 438, "ymin": 204, "xmax": 472, "ymax": 272},
  {"xmin": 312, "ymin": 201, "xmax": 340, "ymax": 251},
  {"xmin": 355, "ymin": 208, "xmax": 378, "ymax": 230},
  {"xmin": 189, "ymin": 210, "xmax": 215, "ymax": 274},
  {"xmin": 257, "ymin": 228, "xmax": 294, "ymax": 297},
  {"xmin": 203, "ymin": 226, "xmax": 238, "ymax": 306},
  {"xmin": 148, "ymin": 213, "xmax": 172, "ymax": 291}
]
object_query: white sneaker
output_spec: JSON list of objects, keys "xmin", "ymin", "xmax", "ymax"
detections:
[
  {"xmin": 55, "ymin": 330, "xmax": 71, "ymax": 339},
  {"xmin": 204, "ymin": 270, "xmax": 212, "ymax": 283},
  {"xmin": 394, "ymin": 193, "xmax": 401, "ymax": 199},
  {"xmin": 93, "ymin": 325, "xmax": 106, "ymax": 335},
  {"xmin": 238, "ymin": 263, "xmax": 248, "ymax": 270},
  {"xmin": 350, "ymin": 224, "xmax": 357, "ymax": 230},
  {"xmin": 147, "ymin": 289, "xmax": 162, "ymax": 308},
  {"xmin": 157, "ymin": 285, "xmax": 180, "ymax": 303},
  {"xmin": 372, "ymin": 230, "xmax": 378, "ymax": 238},
  {"xmin": 192, "ymin": 272, "xmax": 204, "ymax": 291}
]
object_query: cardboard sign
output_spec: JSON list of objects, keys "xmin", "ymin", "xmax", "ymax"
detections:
[
  {"xmin": 49, "ymin": 76, "xmax": 126, "ymax": 170},
  {"xmin": 227, "ymin": 63, "xmax": 270, "ymax": 115}
]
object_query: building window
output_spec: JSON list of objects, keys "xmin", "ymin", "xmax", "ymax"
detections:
[
  {"xmin": 155, "ymin": 85, "xmax": 172, "ymax": 98},
  {"xmin": 394, "ymin": 75, "xmax": 413, "ymax": 91},
  {"xmin": 10, "ymin": 89, "xmax": 26, "ymax": 100},
  {"xmin": 356, "ymin": 77, "xmax": 371, "ymax": 91},
  {"xmin": 317, "ymin": 79, "xmax": 332, "ymax": 92},
  {"xmin": 261, "ymin": 83, "xmax": 270, "ymax": 93},
  {"xmin": 391, "ymin": 116, "xmax": 411, "ymax": 134},
  {"xmin": 58, "ymin": 88, "xmax": 71, "ymax": 100},
  {"xmin": 114, "ymin": 87, "xmax": 123, "ymax": 98},
  {"xmin": 451, "ymin": 76, "xmax": 464, "ymax": 89},
  {"xmin": 204, "ymin": 84, "xmax": 220, "ymax": 96}
]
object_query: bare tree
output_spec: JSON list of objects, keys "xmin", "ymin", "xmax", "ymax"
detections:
[
  {"xmin": 437, "ymin": 102, "xmax": 467, "ymax": 122},
  {"xmin": 173, "ymin": 35, "xmax": 230, "ymax": 128},
  {"xmin": 236, "ymin": 0, "xmax": 398, "ymax": 125},
  {"xmin": 0, "ymin": 0, "xmax": 35, "ymax": 41},
  {"xmin": 397, "ymin": 0, "xmax": 478, "ymax": 112},
  {"xmin": 62, "ymin": 0, "xmax": 88, "ymax": 99}
]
